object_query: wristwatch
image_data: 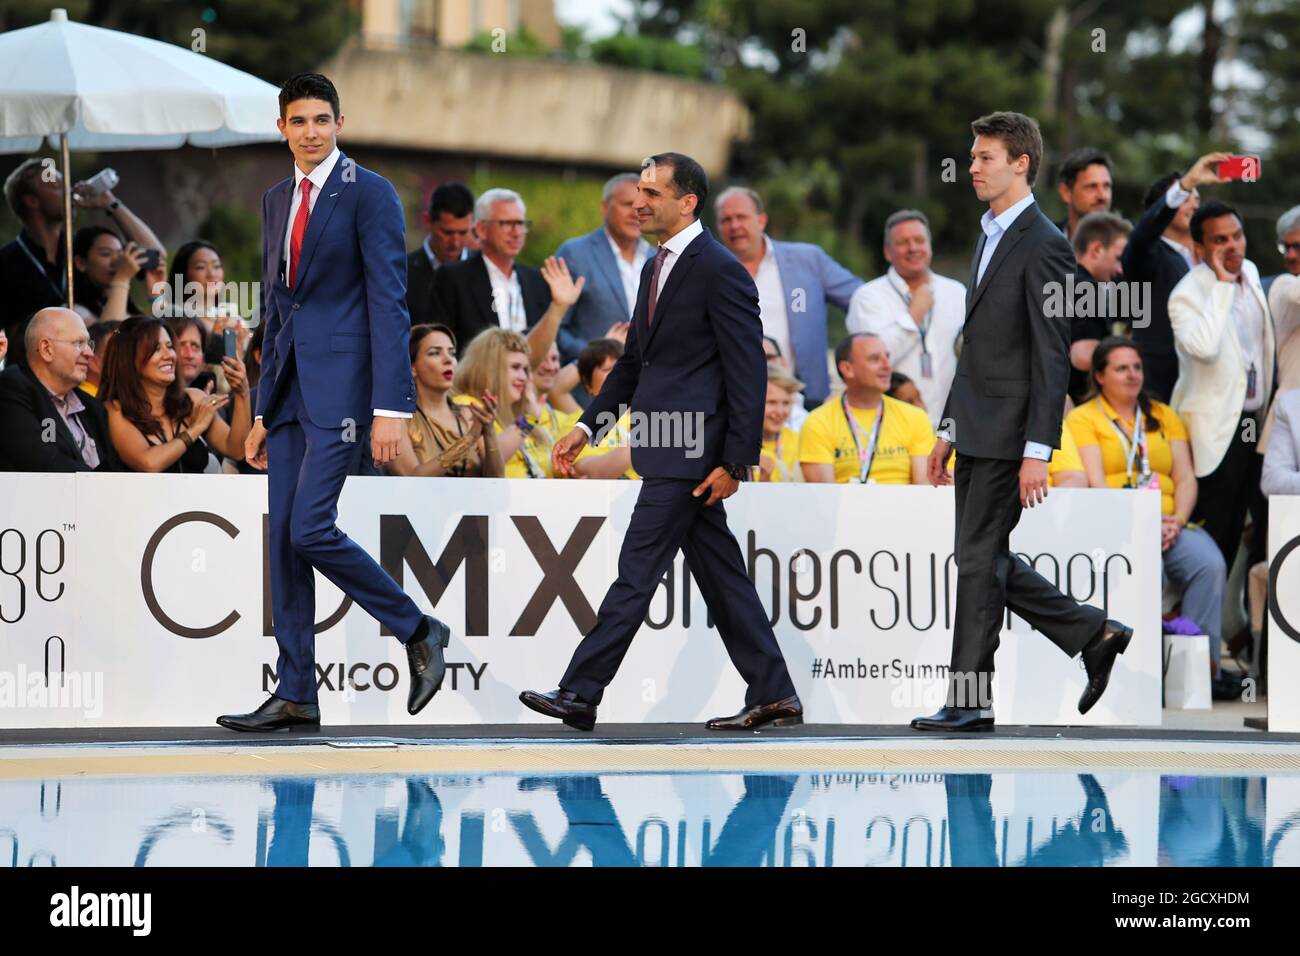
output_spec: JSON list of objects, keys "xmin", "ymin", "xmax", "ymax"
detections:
[{"xmin": 720, "ymin": 461, "xmax": 748, "ymax": 481}]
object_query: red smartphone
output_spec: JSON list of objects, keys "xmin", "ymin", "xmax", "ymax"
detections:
[{"xmin": 1218, "ymin": 155, "xmax": 1261, "ymax": 181}]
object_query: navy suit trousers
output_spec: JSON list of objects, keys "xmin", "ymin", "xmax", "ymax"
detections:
[
  {"xmin": 560, "ymin": 477, "xmax": 796, "ymax": 707},
  {"xmin": 266, "ymin": 361, "xmax": 423, "ymax": 704}
]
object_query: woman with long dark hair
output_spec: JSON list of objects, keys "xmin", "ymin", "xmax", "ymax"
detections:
[
  {"xmin": 101, "ymin": 316, "xmax": 251, "ymax": 472},
  {"xmin": 1066, "ymin": 336, "xmax": 1230, "ymax": 692},
  {"xmin": 387, "ymin": 324, "xmax": 504, "ymax": 478},
  {"xmin": 160, "ymin": 240, "xmax": 251, "ymax": 361}
]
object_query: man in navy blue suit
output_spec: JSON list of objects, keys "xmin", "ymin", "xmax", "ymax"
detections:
[
  {"xmin": 520, "ymin": 152, "xmax": 801, "ymax": 732},
  {"xmin": 217, "ymin": 74, "xmax": 449, "ymax": 732}
]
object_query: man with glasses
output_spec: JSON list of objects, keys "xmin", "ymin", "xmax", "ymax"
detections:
[
  {"xmin": 430, "ymin": 187, "xmax": 551, "ymax": 349},
  {"xmin": 1263, "ymin": 205, "xmax": 1300, "ymax": 471},
  {"xmin": 0, "ymin": 307, "xmax": 119, "ymax": 471}
]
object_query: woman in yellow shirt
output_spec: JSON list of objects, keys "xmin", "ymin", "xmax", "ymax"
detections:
[
  {"xmin": 573, "ymin": 339, "xmax": 640, "ymax": 480},
  {"xmin": 1067, "ymin": 336, "xmax": 1227, "ymax": 681},
  {"xmin": 453, "ymin": 328, "xmax": 555, "ymax": 478},
  {"xmin": 758, "ymin": 364, "xmax": 802, "ymax": 482}
]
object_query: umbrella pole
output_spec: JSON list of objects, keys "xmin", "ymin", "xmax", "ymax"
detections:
[{"xmin": 61, "ymin": 133, "xmax": 74, "ymax": 309}]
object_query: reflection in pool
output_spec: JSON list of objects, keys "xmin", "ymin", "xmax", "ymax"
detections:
[{"xmin": 1, "ymin": 770, "xmax": 1295, "ymax": 866}]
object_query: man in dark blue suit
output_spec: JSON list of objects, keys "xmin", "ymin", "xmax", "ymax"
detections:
[
  {"xmin": 520, "ymin": 153, "xmax": 801, "ymax": 732},
  {"xmin": 217, "ymin": 74, "xmax": 449, "ymax": 732}
]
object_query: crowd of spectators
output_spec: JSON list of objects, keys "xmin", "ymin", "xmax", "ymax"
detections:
[{"xmin": 3, "ymin": 144, "xmax": 1299, "ymax": 703}]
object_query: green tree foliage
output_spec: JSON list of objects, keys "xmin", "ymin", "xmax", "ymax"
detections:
[
  {"xmin": 463, "ymin": 27, "xmax": 551, "ymax": 57},
  {"xmin": 589, "ymin": 33, "xmax": 707, "ymax": 77},
  {"xmin": 1, "ymin": 0, "xmax": 356, "ymax": 84},
  {"xmin": 618, "ymin": 0, "xmax": 1296, "ymax": 275}
]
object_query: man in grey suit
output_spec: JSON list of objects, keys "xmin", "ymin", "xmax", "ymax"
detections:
[
  {"xmin": 554, "ymin": 173, "xmax": 655, "ymax": 363},
  {"xmin": 913, "ymin": 111, "xmax": 1133, "ymax": 732},
  {"xmin": 716, "ymin": 186, "xmax": 864, "ymax": 407},
  {"xmin": 1263, "ymin": 388, "xmax": 1300, "ymax": 496}
]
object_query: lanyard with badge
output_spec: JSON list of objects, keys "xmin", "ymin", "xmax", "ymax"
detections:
[
  {"xmin": 1232, "ymin": 280, "xmax": 1262, "ymax": 402},
  {"xmin": 1102, "ymin": 399, "xmax": 1158, "ymax": 490},
  {"xmin": 18, "ymin": 233, "xmax": 66, "ymax": 299},
  {"xmin": 890, "ymin": 279, "xmax": 933, "ymax": 378},
  {"xmin": 770, "ymin": 429, "xmax": 793, "ymax": 482},
  {"xmin": 842, "ymin": 393, "xmax": 884, "ymax": 483}
]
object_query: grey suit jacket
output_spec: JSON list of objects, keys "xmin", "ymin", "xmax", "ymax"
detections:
[
  {"xmin": 554, "ymin": 227, "xmax": 654, "ymax": 362},
  {"xmin": 1263, "ymin": 388, "xmax": 1300, "ymax": 496},
  {"xmin": 942, "ymin": 202, "xmax": 1074, "ymax": 461}
]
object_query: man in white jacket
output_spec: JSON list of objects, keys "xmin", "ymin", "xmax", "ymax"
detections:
[{"xmin": 1168, "ymin": 200, "xmax": 1276, "ymax": 565}]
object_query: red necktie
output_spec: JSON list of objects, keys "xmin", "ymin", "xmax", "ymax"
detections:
[{"xmin": 288, "ymin": 178, "xmax": 312, "ymax": 288}]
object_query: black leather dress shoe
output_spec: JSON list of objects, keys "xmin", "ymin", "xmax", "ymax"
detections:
[
  {"xmin": 706, "ymin": 695, "xmax": 803, "ymax": 730},
  {"xmin": 519, "ymin": 688, "xmax": 597, "ymax": 731},
  {"xmin": 910, "ymin": 706, "xmax": 995, "ymax": 732},
  {"xmin": 216, "ymin": 696, "xmax": 320, "ymax": 732},
  {"xmin": 1078, "ymin": 619, "xmax": 1133, "ymax": 714},
  {"xmin": 407, "ymin": 615, "xmax": 451, "ymax": 716},
  {"xmin": 1211, "ymin": 671, "xmax": 1247, "ymax": 702}
]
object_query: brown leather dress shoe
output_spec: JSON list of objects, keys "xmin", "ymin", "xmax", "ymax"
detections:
[
  {"xmin": 519, "ymin": 688, "xmax": 598, "ymax": 731},
  {"xmin": 706, "ymin": 695, "xmax": 803, "ymax": 730}
]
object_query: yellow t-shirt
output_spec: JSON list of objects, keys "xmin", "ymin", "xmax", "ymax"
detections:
[
  {"xmin": 945, "ymin": 422, "xmax": 1084, "ymax": 482},
  {"xmin": 576, "ymin": 410, "xmax": 640, "ymax": 479},
  {"xmin": 760, "ymin": 426, "xmax": 800, "ymax": 482},
  {"xmin": 453, "ymin": 395, "xmax": 556, "ymax": 478},
  {"xmin": 1067, "ymin": 397, "xmax": 1186, "ymax": 515},
  {"xmin": 534, "ymin": 404, "xmax": 581, "ymax": 438},
  {"xmin": 1049, "ymin": 423, "xmax": 1084, "ymax": 483},
  {"xmin": 798, "ymin": 394, "xmax": 935, "ymax": 484}
]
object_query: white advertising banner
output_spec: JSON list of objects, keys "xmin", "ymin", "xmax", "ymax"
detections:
[
  {"xmin": 0, "ymin": 474, "xmax": 1163, "ymax": 728},
  {"xmin": 1267, "ymin": 496, "xmax": 1300, "ymax": 733}
]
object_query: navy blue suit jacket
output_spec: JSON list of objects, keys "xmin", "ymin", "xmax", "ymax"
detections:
[
  {"xmin": 578, "ymin": 225, "xmax": 766, "ymax": 480},
  {"xmin": 256, "ymin": 152, "xmax": 416, "ymax": 428}
]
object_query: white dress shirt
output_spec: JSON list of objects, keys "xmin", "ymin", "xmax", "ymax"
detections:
[
  {"xmin": 260, "ymin": 146, "xmax": 409, "ymax": 422},
  {"xmin": 971, "ymin": 193, "xmax": 1052, "ymax": 461},
  {"xmin": 653, "ymin": 216, "xmax": 704, "ymax": 295},
  {"xmin": 845, "ymin": 265, "xmax": 966, "ymax": 427},
  {"xmin": 483, "ymin": 254, "xmax": 528, "ymax": 332},
  {"xmin": 576, "ymin": 218, "xmax": 704, "ymax": 440},
  {"xmin": 1158, "ymin": 181, "xmax": 1199, "ymax": 270},
  {"xmin": 423, "ymin": 239, "xmax": 469, "ymax": 271},
  {"xmin": 754, "ymin": 235, "xmax": 792, "ymax": 364},
  {"xmin": 605, "ymin": 228, "xmax": 648, "ymax": 316},
  {"xmin": 1231, "ymin": 275, "xmax": 1268, "ymax": 412},
  {"xmin": 283, "ymin": 145, "xmax": 341, "ymax": 275}
]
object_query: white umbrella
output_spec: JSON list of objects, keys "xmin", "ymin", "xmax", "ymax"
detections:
[{"xmin": 0, "ymin": 8, "xmax": 284, "ymax": 306}]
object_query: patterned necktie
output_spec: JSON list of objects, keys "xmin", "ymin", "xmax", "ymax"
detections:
[
  {"xmin": 288, "ymin": 177, "xmax": 313, "ymax": 288},
  {"xmin": 646, "ymin": 245, "xmax": 670, "ymax": 324}
]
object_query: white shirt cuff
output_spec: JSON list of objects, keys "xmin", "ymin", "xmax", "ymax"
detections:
[
  {"xmin": 374, "ymin": 409, "xmax": 413, "ymax": 419},
  {"xmin": 1023, "ymin": 441, "xmax": 1053, "ymax": 461},
  {"xmin": 575, "ymin": 421, "xmax": 592, "ymax": 439},
  {"xmin": 1165, "ymin": 180, "xmax": 1191, "ymax": 209}
]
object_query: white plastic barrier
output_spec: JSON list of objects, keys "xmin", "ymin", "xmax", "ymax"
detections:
[
  {"xmin": 1268, "ymin": 496, "xmax": 1300, "ymax": 732},
  {"xmin": 0, "ymin": 474, "xmax": 1164, "ymax": 728}
]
